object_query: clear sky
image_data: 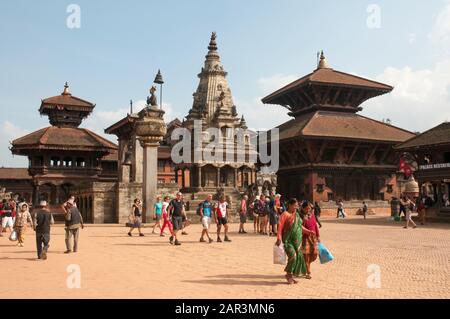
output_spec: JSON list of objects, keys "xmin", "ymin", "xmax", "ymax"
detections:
[{"xmin": 1, "ymin": 0, "xmax": 449, "ymax": 167}]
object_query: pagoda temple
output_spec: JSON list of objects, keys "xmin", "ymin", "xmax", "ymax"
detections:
[
  {"xmin": 11, "ymin": 83, "xmax": 118, "ymax": 222},
  {"xmin": 261, "ymin": 52, "xmax": 415, "ymax": 208},
  {"xmin": 177, "ymin": 32, "xmax": 257, "ymax": 208}
]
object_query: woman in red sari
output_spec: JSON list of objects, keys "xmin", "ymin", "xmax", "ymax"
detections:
[
  {"xmin": 276, "ymin": 198, "xmax": 314, "ymax": 284},
  {"xmin": 301, "ymin": 201, "xmax": 320, "ymax": 279}
]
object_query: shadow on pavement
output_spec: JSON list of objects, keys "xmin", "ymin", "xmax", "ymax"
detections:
[
  {"xmin": 0, "ymin": 257, "xmax": 37, "ymax": 261},
  {"xmin": 322, "ymin": 217, "xmax": 450, "ymax": 230},
  {"xmin": 206, "ymin": 274, "xmax": 283, "ymax": 280},
  {"xmin": 182, "ymin": 279, "xmax": 286, "ymax": 287}
]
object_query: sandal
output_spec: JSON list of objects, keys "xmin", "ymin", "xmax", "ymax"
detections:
[{"xmin": 305, "ymin": 274, "xmax": 312, "ymax": 280}]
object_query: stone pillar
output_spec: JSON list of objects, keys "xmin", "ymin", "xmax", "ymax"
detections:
[
  {"xmin": 55, "ymin": 185, "xmax": 60, "ymax": 204},
  {"xmin": 134, "ymin": 137, "xmax": 144, "ymax": 183},
  {"xmin": 216, "ymin": 167, "xmax": 221, "ymax": 187},
  {"xmin": 181, "ymin": 168, "xmax": 186, "ymax": 188},
  {"xmin": 32, "ymin": 183, "xmax": 40, "ymax": 206},
  {"xmin": 198, "ymin": 166, "xmax": 202, "ymax": 189},
  {"xmin": 234, "ymin": 168, "xmax": 238, "ymax": 188},
  {"xmin": 190, "ymin": 168, "xmax": 194, "ymax": 188},
  {"xmin": 136, "ymin": 102, "xmax": 166, "ymax": 224},
  {"xmin": 141, "ymin": 141, "xmax": 159, "ymax": 223},
  {"xmin": 122, "ymin": 165, "xmax": 131, "ymax": 183},
  {"xmin": 174, "ymin": 168, "xmax": 179, "ymax": 185}
]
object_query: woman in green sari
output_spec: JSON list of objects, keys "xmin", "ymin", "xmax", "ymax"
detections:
[{"xmin": 276, "ymin": 198, "xmax": 314, "ymax": 284}]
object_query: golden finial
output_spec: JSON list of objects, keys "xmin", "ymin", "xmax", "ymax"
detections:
[
  {"xmin": 62, "ymin": 82, "xmax": 70, "ymax": 95},
  {"xmin": 317, "ymin": 51, "xmax": 330, "ymax": 69}
]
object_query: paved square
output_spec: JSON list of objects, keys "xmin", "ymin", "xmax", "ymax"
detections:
[{"xmin": 1, "ymin": 216, "xmax": 449, "ymax": 299}]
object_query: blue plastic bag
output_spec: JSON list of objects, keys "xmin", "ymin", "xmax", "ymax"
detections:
[{"xmin": 318, "ymin": 242, "xmax": 334, "ymax": 264}]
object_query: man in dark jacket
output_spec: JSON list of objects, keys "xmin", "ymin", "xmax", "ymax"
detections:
[
  {"xmin": 33, "ymin": 200, "xmax": 54, "ymax": 260},
  {"xmin": 62, "ymin": 198, "xmax": 84, "ymax": 254}
]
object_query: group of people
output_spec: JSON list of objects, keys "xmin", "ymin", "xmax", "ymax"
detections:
[
  {"xmin": 0, "ymin": 196, "xmax": 84, "ymax": 260},
  {"xmin": 245, "ymin": 194, "xmax": 322, "ymax": 237},
  {"xmin": 390, "ymin": 194, "xmax": 429, "ymax": 228},
  {"xmin": 128, "ymin": 192, "xmax": 232, "ymax": 246}
]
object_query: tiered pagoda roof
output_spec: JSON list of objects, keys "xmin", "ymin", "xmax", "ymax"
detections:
[
  {"xmin": 11, "ymin": 83, "xmax": 117, "ymax": 156},
  {"xmin": 277, "ymin": 111, "xmax": 414, "ymax": 143},
  {"xmin": 263, "ymin": 52, "xmax": 414, "ymax": 143},
  {"xmin": 39, "ymin": 82, "xmax": 96, "ymax": 128},
  {"xmin": 262, "ymin": 52, "xmax": 393, "ymax": 117},
  {"xmin": 12, "ymin": 127, "xmax": 117, "ymax": 155}
]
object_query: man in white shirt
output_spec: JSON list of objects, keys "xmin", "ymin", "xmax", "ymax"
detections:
[{"xmin": 214, "ymin": 196, "xmax": 231, "ymax": 242}]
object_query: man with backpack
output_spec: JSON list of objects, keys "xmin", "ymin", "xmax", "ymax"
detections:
[{"xmin": 198, "ymin": 194, "xmax": 214, "ymax": 243}]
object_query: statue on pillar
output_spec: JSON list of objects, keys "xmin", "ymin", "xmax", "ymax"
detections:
[{"xmin": 146, "ymin": 86, "xmax": 158, "ymax": 107}]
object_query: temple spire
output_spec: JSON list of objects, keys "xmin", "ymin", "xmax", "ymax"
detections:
[
  {"xmin": 205, "ymin": 32, "xmax": 220, "ymax": 61},
  {"xmin": 208, "ymin": 32, "xmax": 218, "ymax": 51},
  {"xmin": 62, "ymin": 82, "xmax": 71, "ymax": 95},
  {"xmin": 317, "ymin": 51, "xmax": 330, "ymax": 69}
]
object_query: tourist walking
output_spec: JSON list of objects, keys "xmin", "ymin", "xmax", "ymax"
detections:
[
  {"xmin": 313, "ymin": 201, "xmax": 322, "ymax": 228},
  {"xmin": 254, "ymin": 195, "xmax": 267, "ymax": 235},
  {"xmin": 199, "ymin": 194, "xmax": 214, "ymax": 243},
  {"xmin": 301, "ymin": 201, "xmax": 320, "ymax": 279},
  {"xmin": 62, "ymin": 198, "xmax": 84, "ymax": 253},
  {"xmin": 152, "ymin": 196, "xmax": 163, "ymax": 234},
  {"xmin": 13, "ymin": 202, "xmax": 33, "ymax": 247},
  {"xmin": 128, "ymin": 198, "xmax": 144, "ymax": 237},
  {"xmin": 274, "ymin": 194, "xmax": 283, "ymax": 228},
  {"xmin": 180, "ymin": 194, "xmax": 190, "ymax": 236},
  {"xmin": 417, "ymin": 198, "xmax": 426, "ymax": 225},
  {"xmin": 269, "ymin": 196, "xmax": 279, "ymax": 236},
  {"xmin": 238, "ymin": 195, "xmax": 248, "ymax": 234},
  {"xmin": 401, "ymin": 196, "xmax": 417, "ymax": 229},
  {"xmin": 214, "ymin": 196, "xmax": 231, "ymax": 242},
  {"xmin": 399, "ymin": 197, "xmax": 407, "ymax": 219},
  {"xmin": 10, "ymin": 198, "xmax": 17, "ymax": 226},
  {"xmin": 168, "ymin": 192, "xmax": 185, "ymax": 245},
  {"xmin": 250, "ymin": 200, "xmax": 259, "ymax": 233},
  {"xmin": 336, "ymin": 199, "xmax": 345, "ymax": 218},
  {"xmin": 362, "ymin": 201, "xmax": 368, "ymax": 219},
  {"xmin": 160, "ymin": 196, "xmax": 173, "ymax": 237},
  {"xmin": 276, "ymin": 198, "xmax": 310, "ymax": 284},
  {"xmin": 1, "ymin": 199, "xmax": 14, "ymax": 235},
  {"xmin": 262, "ymin": 197, "xmax": 271, "ymax": 235},
  {"xmin": 33, "ymin": 200, "xmax": 54, "ymax": 260}
]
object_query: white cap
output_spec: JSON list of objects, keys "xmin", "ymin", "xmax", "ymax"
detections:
[{"xmin": 39, "ymin": 200, "xmax": 47, "ymax": 207}]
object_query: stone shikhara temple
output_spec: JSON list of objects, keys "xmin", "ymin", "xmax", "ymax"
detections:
[
  {"xmin": 176, "ymin": 32, "xmax": 258, "ymax": 210},
  {"xmin": 262, "ymin": 52, "xmax": 415, "ymax": 214}
]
